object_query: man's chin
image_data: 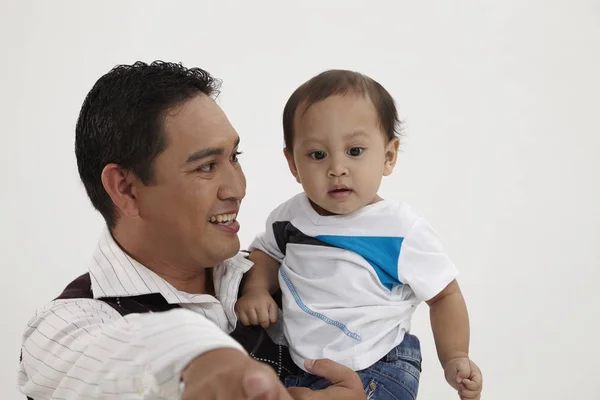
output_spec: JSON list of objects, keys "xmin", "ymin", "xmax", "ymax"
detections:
[{"xmin": 216, "ymin": 239, "xmax": 241, "ymax": 261}]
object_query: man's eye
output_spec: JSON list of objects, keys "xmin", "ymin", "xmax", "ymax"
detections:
[
  {"xmin": 309, "ymin": 151, "xmax": 327, "ymax": 160},
  {"xmin": 347, "ymin": 147, "xmax": 364, "ymax": 157},
  {"xmin": 197, "ymin": 163, "xmax": 216, "ymax": 172},
  {"xmin": 231, "ymin": 151, "xmax": 243, "ymax": 163}
]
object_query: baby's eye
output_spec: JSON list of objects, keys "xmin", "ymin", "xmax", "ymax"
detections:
[
  {"xmin": 309, "ymin": 151, "xmax": 327, "ymax": 160},
  {"xmin": 347, "ymin": 147, "xmax": 364, "ymax": 157}
]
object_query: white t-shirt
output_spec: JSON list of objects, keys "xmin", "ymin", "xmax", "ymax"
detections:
[{"xmin": 249, "ymin": 193, "xmax": 459, "ymax": 371}]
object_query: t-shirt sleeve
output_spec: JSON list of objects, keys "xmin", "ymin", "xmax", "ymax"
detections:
[
  {"xmin": 397, "ymin": 217, "xmax": 459, "ymax": 301},
  {"xmin": 248, "ymin": 204, "xmax": 288, "ymax": 263}
]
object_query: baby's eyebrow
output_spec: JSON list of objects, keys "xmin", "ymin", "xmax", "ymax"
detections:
[
  {"xmin": 298, "ymin": 137, "xmax": 323, "ymax": 146},
  {"xmin": 344, "ymin": 130, "xmax": 370, "ymax": 139}
]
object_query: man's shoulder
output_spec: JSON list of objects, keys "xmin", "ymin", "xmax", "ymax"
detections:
[{"xmin": 25, "ymin": 297, "xmax": 122, "ymax": 334}]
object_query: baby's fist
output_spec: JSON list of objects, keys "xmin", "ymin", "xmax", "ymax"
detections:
[
  {"xmin": 235, "ymin": 290, "xmax": 278, "ymax": 328},
  {"xmin": 443, "ymin": 356, "xmax": 483, "ymax": 399}
]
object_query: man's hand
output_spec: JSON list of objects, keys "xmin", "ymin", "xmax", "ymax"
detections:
[
  {"xmin": 236, "ymin": 289, "xmax": 279, "ymax": 328},
  {"xmin": 287, "ymin": 359, "xmax": 366, "ymax": 400},
  {"xmin": 182, "ymin": 348, "xmax": 292, "ymax": 400},
  {"xmin": 443, "ymin": 357, "xmax": 483, "ymax": 399}
]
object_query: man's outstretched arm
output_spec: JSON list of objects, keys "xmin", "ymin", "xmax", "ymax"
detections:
[{"xmin": 18, "ymin": 299, "xmax": 247, "ymax": 399}]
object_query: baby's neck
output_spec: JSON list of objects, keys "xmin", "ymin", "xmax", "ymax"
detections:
[{"xmin": 309, "ymin": 194, "xmax": 384, "ymax": 216}]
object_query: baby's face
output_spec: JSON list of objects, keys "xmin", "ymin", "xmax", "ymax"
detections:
[{"xmin": 286, "ymin": 94, "xmax": 398, "ymax": 215}]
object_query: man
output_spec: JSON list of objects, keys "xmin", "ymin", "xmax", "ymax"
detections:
[{"xmin": 17, "ymin": 61, "xmax": 365, "ymax": 399}]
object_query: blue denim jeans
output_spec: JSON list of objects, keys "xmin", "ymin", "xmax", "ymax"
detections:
[{"xmin": 284, "ymin": 333, "xmax": 422, "ymax": 400}]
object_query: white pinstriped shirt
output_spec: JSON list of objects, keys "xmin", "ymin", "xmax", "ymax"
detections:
[{"xmin": 17, "ymin": 228, "xmax": 253, "ymax": 399}]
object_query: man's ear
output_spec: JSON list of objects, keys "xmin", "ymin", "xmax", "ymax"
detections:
[
  {"xmin": 100, "ymin": 164, "xmax": 140, "ymax": 218},
  {"xmin": 283, "ymin": 148, "xmax": 301, "ymax": 184},
  {"xmin": 383, "ymin": 138, "xmax": 400, "ymax": 176}
]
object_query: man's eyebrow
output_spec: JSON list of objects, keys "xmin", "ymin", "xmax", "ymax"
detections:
[
  {"xmin": 185, "ymin": 137, "xmax": 241, "ymax": 164},
  {"xmin": 185, "ymin": 147, "xmax": 224, "ymax": 163}
]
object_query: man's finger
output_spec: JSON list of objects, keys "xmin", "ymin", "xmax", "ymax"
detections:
[
  {"xmin": 242, "ymin": 372, "xmax": 271, "ymax": 397},
  {"xmin": 304, "ymin": 359, "xmax": 361, "ymax": 389},
  {"xmin": 242, "ymin": 369, "xmax": 280, "ymax": 399},
  {"xmin": 287, "ymin": 386, "xmax": 313, "ymax": 400}
]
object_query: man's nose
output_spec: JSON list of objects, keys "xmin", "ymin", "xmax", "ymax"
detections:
[{"xmin": 218, "ymin": 164, "xmax": 246, "ymax": 201}]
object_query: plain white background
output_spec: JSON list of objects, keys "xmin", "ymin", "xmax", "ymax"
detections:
[{"xmin": 1, "ymin": 1, "xmax": 599, "ymax": 399}]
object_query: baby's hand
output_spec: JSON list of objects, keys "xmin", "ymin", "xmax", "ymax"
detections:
[
  {"xmin": 235, "ymin": 289, "xmax": 278, "ymax": 328},
  {"xmin": 443, "ymin": 357, "xmax": 483, "ymax": 399}
]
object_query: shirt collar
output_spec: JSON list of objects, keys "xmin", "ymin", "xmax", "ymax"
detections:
[{"xmin": 88, "ymin": 227, "xmax": 252, "ymax": 304}]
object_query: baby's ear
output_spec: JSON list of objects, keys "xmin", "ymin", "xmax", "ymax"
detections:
[
  {"xmin": 383, "ymin": 138, "xmax": 400, "ymax": 176},
  {"xmin": 283, "ymin": 148, "xmax": 302, "ymax": 183}
]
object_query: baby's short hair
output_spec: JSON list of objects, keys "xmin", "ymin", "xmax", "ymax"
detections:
[{"xmin": 282, "ymin": 69, "xmax": 401, "ymax": 151}]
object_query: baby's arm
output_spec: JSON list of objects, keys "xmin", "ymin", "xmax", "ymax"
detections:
[
  {"xmin": 426, "ymin": 279, "xmax": 469, "ymax": 368},
  {"xmin": 235, "ymin": 249, "xmax": 281, "ymax": 328},
  {"xmin": 244, "ymin": 249, "xmax": 281, "ymax": 295},
  {"xmin": 397, "ymin": 216, "xmax": 482, "ymax": 398},
  {"xmin": 238, "ymin": 198, "xmax": 295, "ymax": 328},
  {"xmin": 427, "ymin": 280, "xmax": 482, "ymax": 399}
]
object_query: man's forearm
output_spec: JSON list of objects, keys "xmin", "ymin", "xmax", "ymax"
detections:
[
  {"xmin": 427, "ymin": 280, "xmax": 470, "ymax": 366},
  {"xmin": 18, "ymin": 300, "xmax": 245, "ymax": 399},
  {"xmin": 182, "ymin": 348, "xmax": 250, "ymax": 390},
  {"xmin": 243, "ymin": 249, "xmax": 281, "ymax": 295}
]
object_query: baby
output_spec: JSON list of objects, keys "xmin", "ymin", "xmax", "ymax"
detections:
[{"xmin": 236, "ymin": 70, "xmax": 483, "ymax": 399}]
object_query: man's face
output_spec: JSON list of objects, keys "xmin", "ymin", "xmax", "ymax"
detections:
[{"xmin": 135, "ymin": 95, "xmax": 246, "ymax": 269}]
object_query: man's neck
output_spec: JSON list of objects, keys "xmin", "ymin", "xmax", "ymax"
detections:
[{"xmin": 110, "ymin": 224, "xmax": 213, "ymax": 295}]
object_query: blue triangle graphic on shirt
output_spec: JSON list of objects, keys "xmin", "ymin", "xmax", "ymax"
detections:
[{"xmin": 315, "ymin": 235, "xmax": 404, "ymax": 290}]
